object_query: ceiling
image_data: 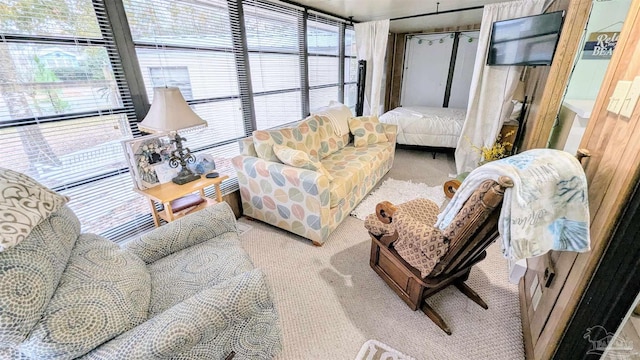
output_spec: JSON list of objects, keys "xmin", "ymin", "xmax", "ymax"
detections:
[{"xmin": 291, "ymin": 0, "xmax": 504, "ymax": 33}]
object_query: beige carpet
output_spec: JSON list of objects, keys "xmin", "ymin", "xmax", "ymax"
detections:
[{"xmin": 239, "ymin": 149, "xmax": 524, "ymax": 360}]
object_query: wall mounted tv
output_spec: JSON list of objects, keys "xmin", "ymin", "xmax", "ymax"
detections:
[{"xmin": 487, "ymin": 11, "xmax": 564, "ymax": 66}]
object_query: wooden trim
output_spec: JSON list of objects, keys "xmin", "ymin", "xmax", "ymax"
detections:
[
  {"xmin": 519, "ymin": 278, "xmax": 535, "ymax": 359},
  {"xmin": 520, "ymin": 0, "xmax": 593, "ymax": 150},
  {"xmin": 532, "ymin": 1, "xmax": 640, "ymax": 357}
]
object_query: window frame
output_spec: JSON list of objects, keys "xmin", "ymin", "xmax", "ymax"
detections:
[{"xmin": 2, "ymin": 0, "xmax": 355, "ymax": 242}]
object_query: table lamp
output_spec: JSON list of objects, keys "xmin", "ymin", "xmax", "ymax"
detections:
[{"xmin": 137, "ymin": 87, "xmax": 207, "ymax": 185}]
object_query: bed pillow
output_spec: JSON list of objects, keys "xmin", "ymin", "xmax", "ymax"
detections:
[
  {"xmin": 273, "ymin": 144, "xmax": 334, "ymax": 181},
  {"xmin": 348, "ymin": 115, "xmax": 388, "ymax": 148}
]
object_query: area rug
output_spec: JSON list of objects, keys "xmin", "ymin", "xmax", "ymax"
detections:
[
  {"xmin": 355, "ymin": 339, "xmax": 416, "ymax": 360},
  {"xmin": 351, "ymin": 178, "xmax": 446, "ymax": 220}
]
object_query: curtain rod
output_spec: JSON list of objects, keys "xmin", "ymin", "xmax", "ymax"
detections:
[
  {"xmin": 274, "ymin": 0, "xmax": 359, "ymax": 24},
  {"xmin": 390, "ymin": 5, "xmax": 484, "ymax": 21}
]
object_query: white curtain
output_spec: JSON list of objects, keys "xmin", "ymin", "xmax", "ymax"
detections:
[
  {"xmin": 355, "ymin": 19, "xmax": 390, "ymax": 117},
  {"xmin": 454, "ymin": 0, "xmax": 545, "ymax": 174}
]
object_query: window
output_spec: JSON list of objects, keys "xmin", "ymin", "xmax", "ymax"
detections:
[
  {"xmin": 0, "ymin": 0, "xmax": 142, "ymax": 239},
  {"xmin": 124, "ymin": 0, "xmax": 244, "ymax": 190},
  {"xmin": 149, "ymin": 67, "xmax": 193, "ymax": 100},
  {"xmin": 307, "ymin": 14, "xmax": 341, "ymax": 112},
  {"xmin": 243, "ymin": 0, "xmax": 303, "ymax": 129},
  {"xmin": 344, "ymin": 26, "xmax": 358, "ymax": 111},
  {"xmin": 1, "ymin": 0, "xmax": 354, "ymax": 243}
]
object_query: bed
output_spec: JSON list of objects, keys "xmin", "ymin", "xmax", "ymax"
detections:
[{"xmin": 378, "ymin": 106, "xmax": 466, "ymax": 149}]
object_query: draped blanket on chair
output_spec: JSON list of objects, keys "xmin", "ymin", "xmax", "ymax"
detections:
[{"xmin": 436, "ymin": 149, "xmax": 591, "ymax": 261}]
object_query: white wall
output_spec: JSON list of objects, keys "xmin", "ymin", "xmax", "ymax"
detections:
[{"xmin": 564, "ymin": 0, "xmax": 631, "ymax": 100}]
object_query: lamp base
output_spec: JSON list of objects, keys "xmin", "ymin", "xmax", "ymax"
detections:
[{"xmin": 172, "ymin": 172, "xmax": 200, "ymax": 185}]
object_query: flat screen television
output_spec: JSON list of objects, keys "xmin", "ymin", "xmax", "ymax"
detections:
[{"xmin": 487, "ymin": 11, "xmax": 564, "ymax": 66}]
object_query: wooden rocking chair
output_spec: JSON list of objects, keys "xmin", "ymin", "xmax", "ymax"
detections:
[{"xmin": 367, "ymin": 176, "xmax": 514, "ymax": 335}]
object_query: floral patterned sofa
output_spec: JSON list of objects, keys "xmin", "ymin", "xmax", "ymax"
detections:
[
  {"xmin": 0, "ymin": 168, "xmax": 281, "ymax": 359},
  {"xmin": 232, "ymin": 110, "xmax": 397, "ymax": 246}
]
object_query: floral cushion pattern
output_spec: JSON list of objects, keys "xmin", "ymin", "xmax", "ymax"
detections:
[
  {"xmin": 273, "ymin": 144, "xmax": 334, "ymax": 181},
  {"xmin": 20, "ymin": 233, "xmax": 151, "ymax": 359},
  {"xmin": 252, "ymin": 115, "xmax": 324, "ymax": 162},
  {"xmin": 0, "ymin": 168, "xmax": 70, "ymax": 252},
  {"xmin": 348, "ymin": 116, "xmax": 388, "ymax": 148}
]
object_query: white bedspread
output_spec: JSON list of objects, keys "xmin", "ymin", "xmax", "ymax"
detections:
[{"xmin": 379, "ymin": 106, "xmax": 466, "ymax": 148}]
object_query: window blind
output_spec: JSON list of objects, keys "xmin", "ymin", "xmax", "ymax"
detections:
[
  {"xmin": 243, "ymin": 0, "xmax": 304, "ymax": 128},
  {"xmin": 0, "ymin": 0, "xmax": 145, "ymax": 241},
  {"xmin": 124, "ymin": 0, "xmax": 243, "ymax": 192},
  {"xmin": 307, "ymin": 13, "xmax": 340, "ymax": 112}
]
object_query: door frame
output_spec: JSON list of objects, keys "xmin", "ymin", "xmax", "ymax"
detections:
[{"xmin": 553, "ymin": 174, "xmax": 640, "ymax": 359}]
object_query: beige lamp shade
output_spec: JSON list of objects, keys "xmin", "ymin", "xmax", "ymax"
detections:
[{"xmin": 137, "ymin": 87, "xmax": 207, "ymax": 133}]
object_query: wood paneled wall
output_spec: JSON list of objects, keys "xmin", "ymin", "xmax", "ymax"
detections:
[{"xmin": 385, "ymin": 24, "xmax": 481, "ymax": 112}]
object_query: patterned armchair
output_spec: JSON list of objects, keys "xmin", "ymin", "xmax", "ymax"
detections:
[{"xmin": 0, "ymin": 169, "xmax": 281, "ymax": 359}]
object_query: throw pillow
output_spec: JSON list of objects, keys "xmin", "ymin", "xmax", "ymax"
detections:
[
  {"xmin": 348, "ymin": 116, "xmax": 388, "ymax": 148},
  {"xmin": 0, "ymin": 168, "xmax": 70, "ymax": 252},
  {"xmin": 272, "ymin": 144, "xmax": 334, "ymax": 181},
  {"xmin": 311, "ymin": 101, "xmax": 352, "ymax": 136}
]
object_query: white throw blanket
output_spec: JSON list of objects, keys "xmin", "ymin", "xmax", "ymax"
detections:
[{"xmin": 436, "ymin": 149, "xmax": 591, "ymax": 261}]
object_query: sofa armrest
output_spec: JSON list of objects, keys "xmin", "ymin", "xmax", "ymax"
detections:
[
  {"xmin": 383, "ymin": 123, "xmax": 398, "ymax": 145},
  {"xmin": 125, "ymin": 202, "xmax": 237, "ymax": 264},
  {"xmin": 82, "ymin": 269, "xmax": 281, "ymax": 360},
  {"xmin": 232, "ymin": 154, "xmax": 332, "ymax": 244}
]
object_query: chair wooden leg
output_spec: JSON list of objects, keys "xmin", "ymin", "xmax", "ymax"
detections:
[
  {"xmin": 455, "ymin": 281, "xmax": 488, "ymax": 309},
  {"xmin": 421, "ymin": 301, "xmax": 452, "ymax": 335}
]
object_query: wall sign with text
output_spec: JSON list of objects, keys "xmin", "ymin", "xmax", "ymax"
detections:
[{"xmin": 583, "ymin": 32, "xmax": 620, "ymax": 59}]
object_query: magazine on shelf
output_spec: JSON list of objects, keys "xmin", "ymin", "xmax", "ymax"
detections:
[{"xmin": 122, "ymin": 134, "xmax": 179, "ymax": 190}]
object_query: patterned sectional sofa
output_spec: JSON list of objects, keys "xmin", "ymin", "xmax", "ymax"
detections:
[{"xmin": 232, "ymin": 114, "xmax": 397, "ymax": 245}]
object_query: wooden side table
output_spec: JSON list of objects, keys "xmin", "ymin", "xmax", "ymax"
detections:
[{"xmin": 134, "ymin": 175, "xmax": 229, "ymax": 227}]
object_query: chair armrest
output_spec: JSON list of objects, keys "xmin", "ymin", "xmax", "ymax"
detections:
[
  {"xmin": 125, "ymin": 202, "xmax": 237, "ymax": 264},
  {"xmin": 383, "ymin": 123, "xmax": 398, "ymax": 145},
  {"xmin": 82, "ymin": 269, "xmax": 281, "ymax": 360}
]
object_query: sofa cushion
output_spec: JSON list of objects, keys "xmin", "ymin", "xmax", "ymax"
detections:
[
  {"xmin": 20, "ymin": 233, "xmax": 151, "ymax": 359},
  {"xmin": 273, "ymin": 144, "xmax": 334, "ymax": 181},
  {"xmin": 252, "ymin": 115, "xmax": 323, "ymax": 162},
  {"xmin": 0, "ymin": 168, "xmax": 70, "ymax": 252},
  {"xmin": 321, "ymin": 144, "xmax": 393, "ymax": 208},
  {"xmin": 146, "ymin": 232, "xmax": 254, "ymax": 316},
  {"xmin": 348, "ymin": 116, "xmax": 388, "ymax": 148},
  {"xmin": 315, "ymin": 115, "xmax": 350, "ymax": 159},
  {"xmin": 0, "ymin": 206, "xmax": 80, "ymax": 347}
]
